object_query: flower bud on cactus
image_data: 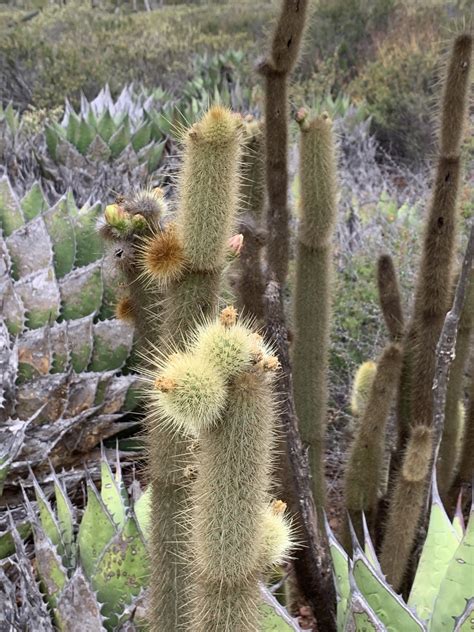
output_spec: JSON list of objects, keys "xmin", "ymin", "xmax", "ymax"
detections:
[{"xmin": 261, "ymin": 500, "xmax": 295, "ymax": 567}]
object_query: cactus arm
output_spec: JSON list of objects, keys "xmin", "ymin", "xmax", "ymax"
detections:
[
  {"xmin": 344, "ymin": 344, "xmax": 402, "ymax": 537},
  {"xmin": 380, "ymin": 34, "xmax": 472, "ymax": 590},
  {"xmin": 292, "ymin": 111, "xmax": 338, "ymax": 518},
  {"xmin": 257, "ymin": 0, "xmax": 309, "ymax": 284},
  {"xmin": 377, "ymin": 254, "xmax": 405, "ymax": 342}
]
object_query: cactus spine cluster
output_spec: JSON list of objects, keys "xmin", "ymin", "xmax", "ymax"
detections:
[
  {"xmin": 293, "ymin": 110, "xmax": 338, "ymax": 517},
  {"xmin": 379, "ymin": 33, "xmax": 472, "ymax": 590},
  {"xmin": 150, "ymin": 309, "xmax": 291, "ymax": 631}
]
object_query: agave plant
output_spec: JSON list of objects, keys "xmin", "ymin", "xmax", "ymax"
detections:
[
  {"xmin": 0, "ymin": 175, "xmax": 139, "ymax": 511},
  {"xmin": 1, "ymin": 451, "xmax": 151, "ymax": 631},
  {"xmin": 327, "ymin": 473, "xmax": 473, "ymax": 631}
]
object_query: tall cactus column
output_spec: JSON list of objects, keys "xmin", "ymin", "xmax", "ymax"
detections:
[
  {"xmin": 142, "ymin": 106, "xmax": 243, "ymax": 630},
  {"xmin": 380, "ymin": 33, "xmax": 472, "ymax": 590},
  {"xmin": 293, "ymin": 111, "xmax": 337, "ymax": 518},
  {"xmin": 150, "ymin": 310, "xmax": 288, "ymax": 631}
]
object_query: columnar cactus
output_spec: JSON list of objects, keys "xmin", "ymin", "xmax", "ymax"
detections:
[
  {"xmin": 234, "ymin": 118, "xmax": 266, "ymax": 321},
  {"xmin": 149, "ymin": 309, "xmax": 292, "ymax": 631},
  {"xmin": 258, "ymin": 0, "xmax": 309, "ymax": 284},
  {"xmin": 140, "ymin": 106, "xmax": 243, "ymax": 630},
  {"xmin": 380, "ymin": 33, "xmax": 472, "ymax": 590},
  {"xmin": 292, "ymin": 110, "xmax": 338, "ymax": 517}
]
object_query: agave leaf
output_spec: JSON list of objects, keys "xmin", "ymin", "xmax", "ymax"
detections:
[
  {"xmin": 6, "ymin": 216, "xmax": 53, "ymax": 279},
  {"xmin": 430, "ymin": 501, "xmax": 474, "ymax": 630},
  {"xmin": 17, "ymin": 326, "xmax": 52, "ymax": 382},
  {"xmin": 0, "ymin": 521, "xmax": 31, "ymax": 559},
  {"xmin": 92, "ymin": 510, "xmax": 148, "ymax": 630},
  {"xmin": 55, "ymin": 567, "xmax": 106, "ymax": 632},
  {"xmin": 32, "ymin": 474, "xmax": 64, "ymax": 559},
  {"xmin": 43, "ymin": 197, "xmax": 76, "ymax": 278},
  {"xmin": 134, "ymin": 486, "xmax": 151, "ymax": 537},
  {"xmin": 87, "ymin": 134, "xmax": 111, "ymax": 162},
  {"xmin": 260, "ymin": 604, "xmax": 296, "ymax": 631},
  {"xmin": 145, "ymin": 139, "xmax": 166, "ymax": 172},
  {"xmin": 1, "ymin": 520, "xmax": 53, "ymax": 630},
  {"xmin": 45, "ymin": 123, "xmax": 61, "ymax": 160},
  {"xmin": 100, "ymin": 455, "xmax": 127, "ymax": 529},
  {"xmin": 408, "ymin": 473, "xmax": 460, "ymax": 621},
  {"xmin": 75, "ymin": 119, "xmax": 95, "ymax": 156},
  {"xmin": 99, "ymin": 261, "xmax": 119, "ymax": 319},
  {"xmin": 53, "ymin": 472, "xmax": 75, "ymax": 569},
  {"xmin": 259, "ymin": 583, "xmax": 300, "ymax": 631},
  {"xmin": 97, "ymin": 110, "xmax": 116, "ymax": 144},
  {"xmin": 78, "ymin": 478, "xmax": 117, "ymax": 580},
  {"xmin": 1, "ymin": 278, "xmax": 25, "ymax": 334},
  {"xmin": 344, "ymin": 564, "xmax": 385, "ymax": 631},
  {"xmin": 60, "ymin": 261, "xmax": 103, "ymax": 320},
  {"xmin": 33, "ymin": 523, "xmax": 69, "ymax": 610},
  {"xmin": 326, "ymin": 516, "xmax": 350, "ymax": 629},
  {"xmin": 50, "ymin": 321, "xmax": 69, "ymax": 373},
  {"xmin": 15, "ymin": 266, "xmax": 61, "ymax": 329},
  {"xmin": 362, "ymin": 513, "xmax": 381, "ymax": 572},
  {"xmin": 352, "ymin": 545, "xmax": 425, "ymax": 631},
  {"xmin": 131, "ymin": 122, "xmax": 152, "ymax": 152},
  {"xmin": 453, "ymin": 598, "xmax": 474, "ymax": 631},
  {"xmin": 66, "ymin": 112, "xmax": 81, "ymax": 146},
  {"xmin": 74, "ymin": 203, "xmax": 103, "ymax": 267},
  {"xmin": 21, "ymin": 182, "xmax": 49, "ymax": 221},
  {"xmin": 66, "ymin": 373, "xmax": 101, "ymax": 417},
  {"xmin": 89, "ymin": 320, "xmax": 134, "ymax": 372},
  {"xmin": 0, "ymin": 175, "xmax": 24, "ymax": 236},
  {"xmin": 109, "ymin": 123, "xmax": 131, "ymax": 159},
  {"xmin": 67, "ymin": 315, "xmax": 94, "ymax": 372}
]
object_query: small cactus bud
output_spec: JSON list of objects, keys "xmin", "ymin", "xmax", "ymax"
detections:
[
  {"xmin": 115, "ymin": 296, "xmax": 135, "ymax": 322},
  {"xmin": 131, "ymin": 213, "xmax": 147, "ymax": 231},
  {"xmin": 271, "ymin": 499, "xmax": 287, "ymax": 515},
  {"xmin": 228, "ymin": 233, "xmax": 244, "ymax": 256},
  {"xmin": 104, "ymin": 203, "xmax": 128, "ymax": 232},
  {"xmin": 154, "ymin": 376, "xmax": 176, "ymax": 393},
  {"xmin": 220, "ymin": 306, "xmax": 238, "ymax": 328}
]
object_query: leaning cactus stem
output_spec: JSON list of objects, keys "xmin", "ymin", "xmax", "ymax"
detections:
[{"xmin": 292, "ymin": 110, "xmax": 338, "ymax": 521}]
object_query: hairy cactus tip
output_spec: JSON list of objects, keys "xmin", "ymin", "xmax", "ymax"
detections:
[
  {"xmin": 151, "ymin": 351, "xmax": 227, "ymax": 437},
  {"xmin": 261, "ymin": 499, "xmax": 296, "ymax": 567},
  {"xmin": 189, "ymin": 104, "xmax": 243, "ymax": 145},
  {"xmin": 350, "ymin": 360, "xmax": 378, "ymax": 416},
  {"xmin": 191, "ymin": 306, "xmax": 279, "ymax": 380},
  {"xmin": 138, "ymin": 222, "xmax": 186, "ymax": 287}
]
